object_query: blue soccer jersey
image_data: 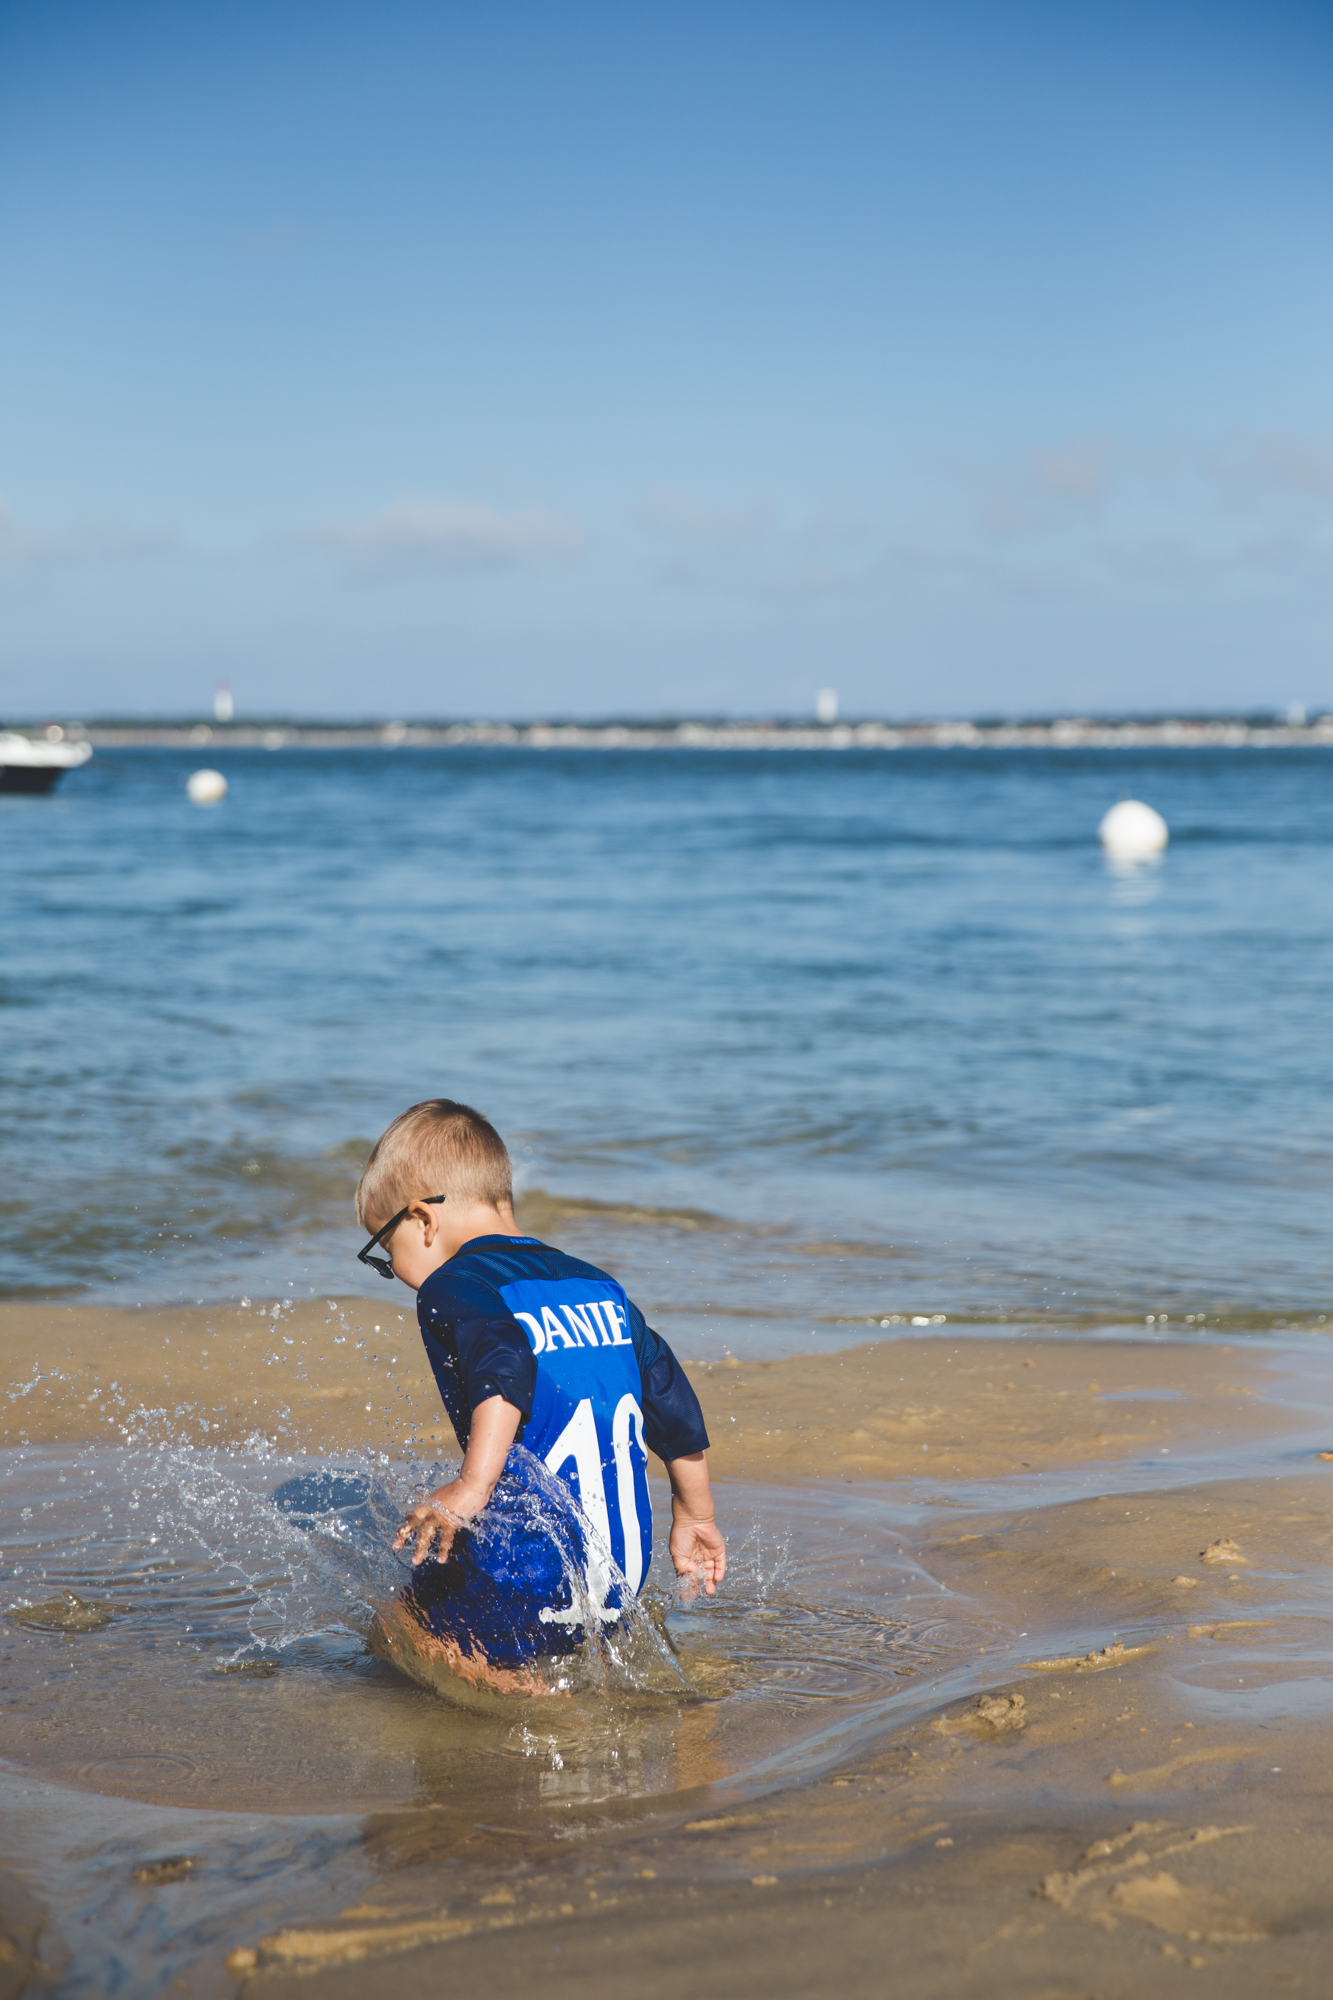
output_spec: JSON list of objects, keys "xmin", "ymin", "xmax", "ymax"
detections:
[{"xmin": 413, "ymin": 1235, "xmax": 707, "ymax": 1639}]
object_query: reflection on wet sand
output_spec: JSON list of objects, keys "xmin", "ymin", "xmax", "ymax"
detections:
[{"xmin": 245, "ymin": 1465, "xmax": 1333, "ymax": 1999}]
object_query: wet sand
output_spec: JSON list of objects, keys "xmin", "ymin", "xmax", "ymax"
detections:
[
  {"xmin": 0, "ymin": 1296, "xmax": 1298, "ymax": 1474},
  {"xmin": 4, "ymin": 1301, "xmax": 1333, "ymax": 1995},
  {"xmin": 248, "ymin": 1467, "xmax": 1333, "ymax": 2000}
]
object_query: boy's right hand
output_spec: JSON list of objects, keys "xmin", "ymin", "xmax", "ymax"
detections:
[
  {"xmin": 394, "ymin": 1495, "xmax": 468, "ymax": 1566},
  {"xmin": 393, "ymin": 1399, "xmax": 521, "ymax": 1564}
]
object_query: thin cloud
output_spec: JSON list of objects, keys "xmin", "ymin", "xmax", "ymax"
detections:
[
  {"xmin": 634, "ymin": 488, "xmax": 770, "ymax": 543},
  {"xmin": 634, "ymin": 435, "xmax": 1333, "ymax": 604},
  {"xmin": 305, "ymin": 498, "xmax": 584, "ymax": 576},
  {"xmin": 1033, "ymin": 443, "xmax": 1109, "ymax": 502},
  {"xmin": 634, "ymin": 487, "xmax": 875, "ymax": 598},
  {"xmin": 0, "ymin": 500, "xmax": 175, "ymax": 566},
  {"xmin": 899, "ymin": 431, "xmax": 1333, "ymax": 589}
]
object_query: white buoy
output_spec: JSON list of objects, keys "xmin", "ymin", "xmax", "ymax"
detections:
[
  {"xmin": 186, "ymin": 768, "xmax": 228, "ymax": 805},
  {"xmin": 1099, "ymin": 798, "xmax": 1167, "ymax": 858}
]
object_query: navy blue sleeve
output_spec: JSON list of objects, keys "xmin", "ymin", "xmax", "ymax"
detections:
[
  {"xmin": 454, "ymin": 1316, "xmax": 535, "ymax": 1419},
  {"xmin": 627, "ymin": 1300, "xmax": 710, "ymax": 1459},
  {"xmin": 417, "ymin": 1266, "xmax": 536, "ymax": 1445}
]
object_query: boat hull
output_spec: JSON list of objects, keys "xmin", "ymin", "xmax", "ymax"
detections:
[{"xmin": 0, "ymin": 765, "xmax": 66, "ymax": 794}]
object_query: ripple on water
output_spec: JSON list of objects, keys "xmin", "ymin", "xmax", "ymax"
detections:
[
  {"xmin": 81, "ymin": 1755, "xmax": 198, "ymax": 1785},
  {"xmin": 0, "ymin": 1443, "xmax": 998, "ymax": 1820},
  {"xmin": 908, "ymin": 1617, "xmax": 1013, "ymax": 1653}
]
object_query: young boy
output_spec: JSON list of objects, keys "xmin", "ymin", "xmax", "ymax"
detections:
[{"xmin": 355, "ymin": 1098, "xmax": 725, "ymax": 1691}]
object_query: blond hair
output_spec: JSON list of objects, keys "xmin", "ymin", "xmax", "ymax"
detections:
[{"xmin": 355, "ymin": 1099, "xmax": 512, "ymax": 1228}]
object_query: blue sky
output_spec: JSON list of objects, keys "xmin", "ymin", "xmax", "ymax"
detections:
[{"xmin": 3, "ymin": 0, "xmax": 1332, "ymax": 719}]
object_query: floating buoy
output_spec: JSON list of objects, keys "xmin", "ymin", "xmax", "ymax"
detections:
[
  {"xmin": 186, "ymin": 768, "xmax": 228, "ymax": 805},
  {"xmin": 1099, "ymin": 798, "xmax": 1167, "ymax": 859}
]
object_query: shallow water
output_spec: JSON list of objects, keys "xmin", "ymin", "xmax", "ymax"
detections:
[
  {"xmin": 6, "ymin": 1395, "xmax": 1333, "ymax": 1993},
  {"xmin": 0, "ymin": 1441, "xmax": 996, "ymax": 1822},
  {"xmin": 0, "ymin": 1434, "xmax": 1018, "ymax": 1992},
  {"xmin": 6, "ymin": 746, "xmax": 1333, "ymax": 1323}
]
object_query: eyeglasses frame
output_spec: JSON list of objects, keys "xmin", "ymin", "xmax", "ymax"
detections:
[{"xmin": 356, "ymin": 1194, "xmax": 446, "ymax": 1280}]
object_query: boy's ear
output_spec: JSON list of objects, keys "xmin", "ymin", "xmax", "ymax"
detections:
[{"xmin": 411, "ymin": 1200, "xmax": 442, "ymax": 1245}]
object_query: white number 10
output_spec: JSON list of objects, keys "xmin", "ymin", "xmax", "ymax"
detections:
[{"xmin": 543, "ymin": 1393, "xmax": 647, "ymax": 1620}]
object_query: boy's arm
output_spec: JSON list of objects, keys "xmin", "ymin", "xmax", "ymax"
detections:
[
  {"xmin": 626, "ymin": 1301, "xmax": 726, "ymax": 1594},
  {"xmin": 418, "ymin": 1276, "xmax": 538, "ymax": 1435},
  {"xmin": 666, "ymin": 1448, "xmax": 726, "ymax": 1596},
  {"xmin": 394, "ymin": 1394, "xmax": 523, "ymax": 1565},
  {"xmin": 402, "ymin": 1273, "xmax": 538, "ymax": 1563}
]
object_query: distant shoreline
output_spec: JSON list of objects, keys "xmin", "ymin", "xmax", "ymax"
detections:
[{"xmin": 9, "ymin": 714, "xmax": 1333, "ymax": 751}]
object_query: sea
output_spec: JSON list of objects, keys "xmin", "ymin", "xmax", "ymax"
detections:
[{"xmin": 4, "ymin": 742, "xmax": 1332, "ymax": 1340}]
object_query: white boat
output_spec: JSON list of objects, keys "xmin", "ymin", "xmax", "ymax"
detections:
[{"xmin": 0, "ymin": 731, "xmax": 93, "ymax": 794}]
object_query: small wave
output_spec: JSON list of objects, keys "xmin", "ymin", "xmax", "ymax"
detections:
[{"xmin": 514, "ymin": 1187, "xmax": 730, "ymax": 1236}]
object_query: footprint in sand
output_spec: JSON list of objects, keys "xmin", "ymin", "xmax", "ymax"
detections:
[
  {"xmin": 1025, "ymin": 1641, "xmax": 1153, "ymax": 1674},
  {"xmin": 1199, "ymin": 1537, "xmax": 1248, "ymax": 1565},
  {"xmin": 931, "ymin": 1692, "xmax": 1028, "ymax": 1739}
]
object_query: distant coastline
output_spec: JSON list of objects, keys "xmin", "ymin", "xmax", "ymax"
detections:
[{"xmin": 7, "ymin": 712, "xmax": 1333, "ymax": 751}]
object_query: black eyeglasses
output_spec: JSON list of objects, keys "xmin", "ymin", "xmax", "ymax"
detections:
[{"xmin": 357, "ymin": 1195, "xmax": 446, "ymax": 1280}]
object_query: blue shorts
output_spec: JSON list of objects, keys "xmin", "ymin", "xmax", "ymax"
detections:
[{"xmin": 400, "ymin": 1466, "xmax": 589, "ymax": 1669}]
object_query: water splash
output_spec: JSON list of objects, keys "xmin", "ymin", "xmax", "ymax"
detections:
[{"xmin": 4, "ymin": 1427, "xmax": 688, "ymax": 1701}]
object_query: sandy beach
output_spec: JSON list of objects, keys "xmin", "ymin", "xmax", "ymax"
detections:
[
  {"xmin": 0, "ymin": 1295, "xmax": 1298, "ymax": 1473},
  {"xmin": 3, "ymin": 1300, "xmax": 1332, "ymax": 1996}
]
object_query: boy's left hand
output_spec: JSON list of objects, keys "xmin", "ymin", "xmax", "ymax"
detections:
[{"xmin": 669, "ymin": 1515, "xmax": 727, "ymax": 1597}]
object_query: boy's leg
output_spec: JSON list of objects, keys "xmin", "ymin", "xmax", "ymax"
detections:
[
  {"xmin": 374, "ymin": 1477, "xmax": 585, "ymax": 1696},
  {"xmin": 369, "ymin": 1597, "xmax": 563, "ymax": 1698}
]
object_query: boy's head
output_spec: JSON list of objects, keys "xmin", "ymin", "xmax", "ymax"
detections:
[{"xmin": 356, "ymin": 1098, "xmax": 512, "ymax": 1232}]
